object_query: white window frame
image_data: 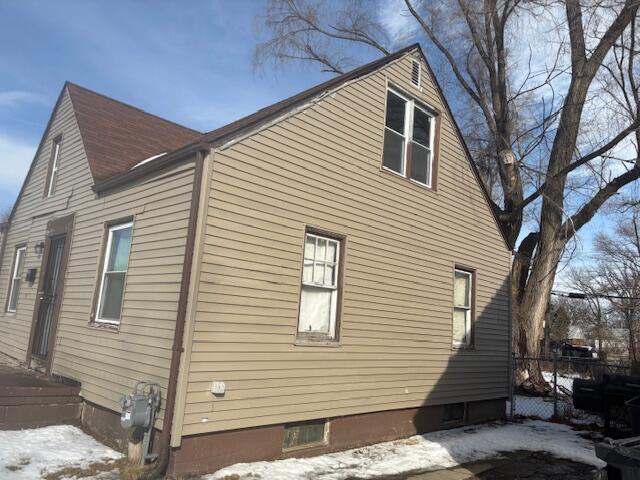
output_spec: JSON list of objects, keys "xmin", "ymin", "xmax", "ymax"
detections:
[
  {"xmin": 6, "ymin": 246, "xmax": 26, "ymax": 313},
  {"xmin": 453, "ymin": 268, "xmax": 473, "ymax": 347},
  {"xmin": 297, "ymin": 232, "xmax": 341, "ymax": 340},
  {"xmin": 382, "ymin": 87, "xmax": 435, "ymax": 187},
  {"xmin": 95, "ymin": 221, "xmax": 133, "ymax": 324},
  {"xmin": 46, "ymin": 138, "xmax": 61, "ymax": 198}
]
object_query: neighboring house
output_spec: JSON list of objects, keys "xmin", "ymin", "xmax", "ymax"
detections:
[{"xmin": 0, "ymin": 44, "xmax": 511, "ymax": 477}]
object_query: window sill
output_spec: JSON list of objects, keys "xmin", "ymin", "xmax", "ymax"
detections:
[
  {"xmin": 294, "ymin": 338, "xmax": 341, "ymax": 348},
  {"xmin": 88, "ymin": 321, "xmax": 120, "ymax": 333},
  {"xmin": 379, "ymin": 167, "xmax": 437, "ymax": 193},
  {"xmin": 452, "ymin": 343, "xmax": 475, "ymax": 351},
  {"xmin": 282, "ymin": 440, "xmax": 328, "ymax": 453}
]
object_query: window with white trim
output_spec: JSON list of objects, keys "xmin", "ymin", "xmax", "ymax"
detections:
[
  {"xmin": 453, "ymin": 268, "xmax": 473, "ymax": 346},
  {"xmin": 46, "ymin": 137, "xmax": 61, "ymax": 197},
  {"xmin": 95, "ymin": 222, "xmax": 132, "ymax": 323},
  {"xmin": 298, "ymin": 232, "xmax": 341, "ymax": 340},
  {"xmin": 382, "ymin": 88, "xmax": 435, "ymax": 187},
  {"xmin": 6, "ymin": 246, "xmax": 26, "ymax": 312}
]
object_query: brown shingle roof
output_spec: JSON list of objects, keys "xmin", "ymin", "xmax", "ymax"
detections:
[
  {"xmin": 66, "ymin": 82, "xmax": 201, "ymax": 182},
  {"xmin": 84, "ymin": 43, "xmax": 511, "ymax": 250}
]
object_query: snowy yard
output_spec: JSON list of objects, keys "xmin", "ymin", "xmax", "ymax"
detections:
[
  {"xmin": 207, "ymin": 420, "xmax": 604, "ymax": 480},
  {"xmin": 0, "ymin": 425, "xmax": 121, "ymax": 480},
  {"xmin": 0, "ymin": 420, "xmax": 604, "ymax": 479},
  {"xmin": 507, "ymin": 371, "xmax": 601, "ymax": 425}
]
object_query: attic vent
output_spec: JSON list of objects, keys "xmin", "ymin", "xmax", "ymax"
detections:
[{"xmin": 411, "ymin": 59, "xmax": 421, "ymax": 87}]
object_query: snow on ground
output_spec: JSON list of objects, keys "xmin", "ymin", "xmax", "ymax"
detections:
[
  {"xmin": 543, "ymin": 371, "xmax": 578, "ymax": 393},
  {"xmin": 207, "ymin": 420, "xmax": 604, "ymax": 480},
  {"xmin": 0, "ymin": 425, "xmax": 122, "ymax": 480}
]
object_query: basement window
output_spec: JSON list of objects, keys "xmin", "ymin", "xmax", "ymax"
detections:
[
  {"xmin": 283, "ymin": 419, "xmax": 328, "ymax": 450},
  {"xmin": 444, "ymin": 403, "xmax": 465, "ymax": 423}
]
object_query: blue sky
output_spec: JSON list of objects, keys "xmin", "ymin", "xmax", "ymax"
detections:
[
  {"xmin": 0, "ymin": 0, "xmax": 625, "ymax": 282},
  {"xmin": 0, "ymin": 0, "xmax": 377, "ymax": 213}
]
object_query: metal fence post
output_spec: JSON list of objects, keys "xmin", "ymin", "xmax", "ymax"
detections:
[
  {"xmin": 553, "ymin": 351, "xmax": 558, "ymax": 418},
  {"xmin": 510, "ymin": 352, "xmax": 516, "ymax": 418}
]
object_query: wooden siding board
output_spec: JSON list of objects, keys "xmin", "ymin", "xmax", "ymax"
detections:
[
  {"xmin": 0, "ymin": 89, "xmax": 196, "ymax": 429},
  {"xmin": 180, "ymin": 53, "xmax": 510, "ymax": 434}
]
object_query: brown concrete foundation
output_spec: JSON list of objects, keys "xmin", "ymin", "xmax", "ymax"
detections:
[{"xmin": 168, "ymin": 398, "xmax": 506, "ymax": 478}]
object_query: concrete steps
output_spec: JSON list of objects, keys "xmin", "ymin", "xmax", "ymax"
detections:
[{"xmin": 0, "ymin": 365, "xmax": 82, "ymax": 429}]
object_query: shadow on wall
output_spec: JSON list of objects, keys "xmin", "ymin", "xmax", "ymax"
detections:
[{"xmin": 409, "ymin": 274, "xmax": 510, "ymax": 438}]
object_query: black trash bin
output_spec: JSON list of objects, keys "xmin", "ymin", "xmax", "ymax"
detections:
[
  {"xmin": 627, "ymin": 396, "xmax": 640, "ymax": 435},
  {"xmin": 596, "ymin": 437, "xmax": 640, "ymax": 480}
]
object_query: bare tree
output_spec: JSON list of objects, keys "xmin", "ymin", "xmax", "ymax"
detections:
[
  {"xmin": 0, "ymin": 207, "xmax": 10, "ymax": 225},
  {"xmin": 569, "ymin": 267, "xmax": 609, "ymax": 353},
  {"xmin": 594, "ymin": 207, "xmax": 640, "ymax": 366},
  {"xmin": 254, "ymin": 0, "xmax": 640, "ymax": 384}
]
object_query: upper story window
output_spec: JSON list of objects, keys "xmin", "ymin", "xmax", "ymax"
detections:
[
  {"xmin": 297, "ymin": 231, "xmax": 343, "ymax": 342},
  {"xmin": 382, "ymin": 88, "xmax": 435, "ymax": 187},
  {"xmin": 453, "ymin": 268, "xmax": 474, "ymax": 347},
  {"xmin": 45, "ymin": 135, "xmax": 62, "ymax": 197},
  {"xmin": 6, "ymin": 246, "xmax": 26, "ymax": 312},
  {"xmin": 95, "ymin": 221, "xmax": 133, "ymax": 324}
]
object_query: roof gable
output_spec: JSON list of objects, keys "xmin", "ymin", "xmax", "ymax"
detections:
[{"xmin": 66, "ymin": 82, "xmax": 201, "ymax": 182}]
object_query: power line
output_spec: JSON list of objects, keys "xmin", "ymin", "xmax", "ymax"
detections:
[{"xmin": 552, "ymin": 290, "xmax": 640, "ymax": 301}]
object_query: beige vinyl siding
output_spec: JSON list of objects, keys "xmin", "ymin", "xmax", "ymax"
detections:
[
  {"xmin": 0, "ymin": 89, "xmax": 196, "ymax": 426},
  {"xmin": 179, "ymin": 53, "xmax": 511, "ymax": 437}
]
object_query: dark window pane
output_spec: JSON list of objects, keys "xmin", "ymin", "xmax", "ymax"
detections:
[
  {"xmin": 413, "ymin": 107, "xmax": 431, "ymax": 147},
  {"xmin": 385, "ymin": 91, "xmax": 406, "ymax": 133},
  {"xmin": 410, "ymin": 142, "xmax": 430, "ymax": 184},
  {"xmin": 383, "ymin": 129, "xmax": 404, "ymax": 173},
  {"xmin": 100, "ymin": 272, "xmax": 125, "ymax": 319}
]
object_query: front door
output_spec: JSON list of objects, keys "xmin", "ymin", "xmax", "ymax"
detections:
[
  {"xmin": 28, "ymin": 214, "xmax": 73, "ymax": 372},
  {"xmin": 31, "ymin": 235, "xmax": 66, "ymax": 366}
]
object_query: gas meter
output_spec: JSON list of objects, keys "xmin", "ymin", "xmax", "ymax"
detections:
[{"xmin": 120, "ymin": 382, "xmax": 161, "ymax": 466}]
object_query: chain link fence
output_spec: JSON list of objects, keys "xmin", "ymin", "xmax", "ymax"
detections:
[{"xmin": 508, "ymin": 355, "xmax": 632, "ymax": 430}]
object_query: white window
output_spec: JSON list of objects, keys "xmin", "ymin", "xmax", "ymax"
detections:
[
  {"xmin": 46, "ymin": 137, "xmax": 61, "ymax": 197},
  {"xmin": 382, "ymin": 88, "xmax": 435, "ymax": 187},
  {"xmin": 95, "ymin": 222, "xmax": 133, "ymax": 323},
  {"xmin": 7, "ymin": 246, "xmax": 26, "ymax": 312},
  {"xmin": 453, "ymin": 268, "xmax": 473, "ymax": 347},
  {"xmin": 298, "ymin": 232, "xmax": 341, "ymax": 340}
]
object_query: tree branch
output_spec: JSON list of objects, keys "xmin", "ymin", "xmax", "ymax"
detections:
[{"xmin": 562, "ymin": 164, "xmax": 640, "ymax": 240}]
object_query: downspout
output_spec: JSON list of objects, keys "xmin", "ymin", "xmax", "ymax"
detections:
[
  {"xmin": 139, "ymin": 149, "xmax": 207, "ymax": 480},
  {"xmin": 507, "ymin": 250, "xmax": 514, "ymax": 418}
]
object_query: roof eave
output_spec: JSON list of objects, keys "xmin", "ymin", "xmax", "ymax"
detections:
[{"xmin": 92, "ymin": 142, "xmax": 210, "ymax": 194}]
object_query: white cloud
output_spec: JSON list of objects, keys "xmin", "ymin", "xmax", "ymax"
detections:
[
  {"xmin": 0, "ymin": 134, "xmax": 36, "ymax": 193},
  {"xmin": 378, "ymin": 0, "xmax": 420, "ymax": 47},
  {"xmin": 0, "ymin": 90, "xmax": 46, "ymax": 109}
]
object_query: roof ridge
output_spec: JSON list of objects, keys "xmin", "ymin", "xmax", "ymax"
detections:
[{"xmin": 64, "ymin": 81, "xmax": 202, "ymax": 135}]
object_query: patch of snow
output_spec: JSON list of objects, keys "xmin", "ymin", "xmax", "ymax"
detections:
[
  {"xmin": 207, "ymin": 420, "xmax": 604, "ymax": 480},
  {"xmin": 0, "ymin": 425, "xmax": 121, "ymax": 480},
  {"xmin": 131, "ymin": 152, "xmax": 166, "ymax": 169}
]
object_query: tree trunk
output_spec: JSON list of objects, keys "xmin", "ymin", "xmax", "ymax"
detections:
[{"xmin": 514, "ymin": 232, "xmax": 565, "ymax": 387}]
